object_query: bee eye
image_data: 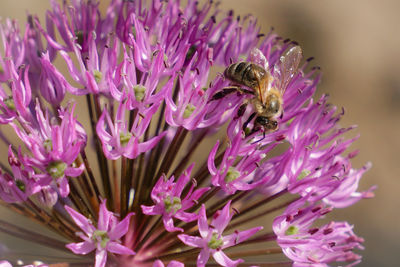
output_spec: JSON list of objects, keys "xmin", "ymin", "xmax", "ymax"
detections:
[{"xmin": 268, "ymin": 120, "xmax": 278, "ymax": 130}]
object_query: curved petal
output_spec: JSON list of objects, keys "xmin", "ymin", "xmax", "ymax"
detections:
[
  {"xmin": 163, "ymin": 216, "xmax": 183, "ymax": 232},
  {"xmin": 198, "ymin": 205, "xmax": 210, "ymax": 239},
  {"xmin": 58, "ymin": 176, "xmax": 70, "ymax": 197},
  {"xmin": 66, "ymin": 241, "xmax": 95, "ymax": 255},
  {"xmin": 107, "ymin": 241, "xmax": 135, "ymax": 255},
  {"xmin": 213, "ymin": 250, "xmax": 243, "ymax": 267}
]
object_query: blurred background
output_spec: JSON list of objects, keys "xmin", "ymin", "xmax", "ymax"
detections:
[{"xmin": 0, "ymin": 0, "xmax": 399, "ymax": 266}]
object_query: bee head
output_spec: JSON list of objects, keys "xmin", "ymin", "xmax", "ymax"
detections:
[{"xmin": 255, "ymin": 116, "xmax": 278, "ymax": 131}]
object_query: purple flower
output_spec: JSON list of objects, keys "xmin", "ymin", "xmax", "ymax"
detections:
[
  {"xmin": 11, "ymin": 101, "xmax": 85, "ymax": 198},
  {"xmin": 65, "ymin": 201, "xmax": 135, "ymax": 267},
  {"xmin": 0, "ymin": 147, "xmax": 42, "ymax": 203},
  {"xmin": 142, "ymin": 164, "xmax": 210, "ymax": 232},
  {"xmin": 39, "ymin": 51, "xmax": 70, "ymax": 105},
  {"xmin": 96, "ymin": 98, "xmax": 166, "ymax": 160},
  {"xmin": 178, "ymin": 202, "xmax": 262, "ymax": 267},
  {"xmin": 273, "ymin": 197, "xmax": 364, "ymax": 267}
]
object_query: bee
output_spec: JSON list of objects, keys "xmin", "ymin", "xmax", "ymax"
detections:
[{"xmin": 212, "ymin": 46, "xmax": 303, "ymax": 135}]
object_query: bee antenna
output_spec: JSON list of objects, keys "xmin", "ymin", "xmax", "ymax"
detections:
[
  {"xmin": 283, "ymin": 38, "xmax": 290, "ymax": 43},
  {"xmin": 306, "ymin": 57, "xmax": 314, "ymax": 62},
  {"xmin": 229, "ymin": 57, "xmax": 234, "ymax": 64},
  {"xmin": 257, "ymin": 33, "xmax": 265, "ymax": 38},
  {"xmin": 291, "ymin": 41, "xmax": 299, "ymax": 45}
]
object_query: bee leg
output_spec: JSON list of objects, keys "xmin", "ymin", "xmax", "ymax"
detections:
[
  {"xmin": 243, "ymin": 112, "xmax": 257, "ymax": 134},
  {"xmin": 210, "ymin": 86, "xmax": 239, "ymax": 101},
  {"xmin": 239, "ymin": 88, "xmax": 255, "ymax": 95},
  {"xmin": 250, "ymin": 117, "xmax": 267, "ymax": 143},
  {"xmin": 251, "ymin": 131, "xmax": 266, "ymax": 144},
  {"xmin": 235, "ymin": 102, "xmax": 248, "ymax": 119}
]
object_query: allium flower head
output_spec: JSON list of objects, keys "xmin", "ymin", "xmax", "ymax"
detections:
[{"xmin": 0, "ymin": 0, "xmax": 374, "ymax": 266}]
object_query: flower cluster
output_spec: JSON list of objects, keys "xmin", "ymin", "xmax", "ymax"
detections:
[{"xmin": 0, "ymin": 0, "xmax": 373, "ymax": 267}]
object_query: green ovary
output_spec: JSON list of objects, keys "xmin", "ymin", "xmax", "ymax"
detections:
[
  {"xmin": 4, "ymin": 97, "xmax": 15, "ymax": 110},
  {"xmin": 93, "ymin": 70, "xmax": 103, "ymax": 84},
  {"xmin": 93, "ymin": 230, "xmax": 110, "ymax": 249},
  {"xmin": 183, "ymin": 104, "xmax": 195, "ymax": 118},
  {"xmin": 120, "ymin": 132, "xmax": 132, "ymax": 146},
  {"xmin": 297, "ymin": 169, "xmax": 311, "ymax": 180},
  {"xmin": 285, "ymin": 225, "xmax": 299, "ymax": 236},
  {"xmin": 133, "ymin": 85, "xmax": 146, "ymax": 102},
  {"xmin": 208, "ymin": 233, "xmax": 223, "ymax": 249},
  {"xmin": 46, "ymin": 161, "xmax": 67, "ymax": 179},
  {"xmin": 225, "ymin": 166, "xmax": 240, "ymax": 183},
  {"xmin": 16, "ymin": 180, "xmax": 26, "ymax": 192},
  {"xmin": 164, "ymin": 196, "xmax": 182, "ymax": 214}
]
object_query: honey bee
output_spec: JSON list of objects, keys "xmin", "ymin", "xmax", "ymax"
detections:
[{"xmin": 212, "ymin": 46, "xmax": 303, "ymax": 135}]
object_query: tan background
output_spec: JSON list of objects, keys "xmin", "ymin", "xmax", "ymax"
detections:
[{"xmin": 0, "ymin": 0, "xmax": 399, "ymax": 266}]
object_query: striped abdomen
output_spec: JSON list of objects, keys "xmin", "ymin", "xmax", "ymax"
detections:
[{"xmin": 224, "ymin": 62, "xmax": 267, "ymax": 90}]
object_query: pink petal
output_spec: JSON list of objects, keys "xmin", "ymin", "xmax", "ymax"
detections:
[
  {"xmin": 98, "ymin": 201, "xmax": 112, "ymax": 231},
  {"xmin": 207, "ymin": 141, "xmax": 220, "ymax": 175},
  {"xmin": 65, "ymin": 164, "xmax": 85, "ymax": 177},
  {"xmin": 163, "ymin": 216, "xmax": 183, "ymax": 232},
  {"xmin": 153, "ymin": 260, "xmax": 164, "ymax": 267},
  {"xmin": 167, "ymin": 261, "xmax": 185, "ymax": 267},
  {"xmin": 134, "ymin": 132, "xmax": 167, "ymax": 157},
  {"xmin": 58, "ymin": 176, "xmax": 70, "ymax": 197},
  {"xmin": 107, "ymin": 241, "xmax": 135, "ymax": 255},
  {"xmin": 174, "ymin": 211, "xmax": 198, "ymax": 222},
  {"xmin": 0, "ymin": 261, "xmax": 13, "ymax": 267},
  {"xmin": 66, "ymin": 241, "xmax": 95, "ymax": 255},
  {"xmin": 212, "ymin": 201, "xmax": 232, "ymax": 233},
  {"xmin": 222, "ymin": 227, "xmax": 263, "ymax": 248},
  {"xmin": 177, "ymin": 234, "xmax": 203, "ymax": 248},
  {"xmin": 95, "ymin": 249, "xmax": 107, "ymax": 267},
  {"xmin": 64, "ymin": 205, "xmax": 94, "ymax": 234},
  {"xmin": 213, "ymin": 250, "xmax": 243, "ymax": 267},
  {"xmin": 141, "ymin": 204, "xmax": 163, "ymax": 215},
  {"xmin": 197, "ymin": 249, "xmax": 210, "ymax": 267},
  {"xmin": 109, "ymin": 213, "xmax": 134, "ymax": 240},
  {"xmin": 198, "ymin": 205, "xmax": 210, "ymax": 239}
]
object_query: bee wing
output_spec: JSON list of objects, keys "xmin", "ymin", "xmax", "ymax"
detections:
[
  {"xmin": 249, "ymin": 48, "xmax": 271, "ymax": 104},
  {"xmin": 249, "ymin": 48, "xmax": 269, "ymax": 71},
  {"xmin": 278, "ymin": 46, "xmax": 302, "ymax": 93}
]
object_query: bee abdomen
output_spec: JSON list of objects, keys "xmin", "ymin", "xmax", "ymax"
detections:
[{"xmin": 224, "ymin": 62, "xmax": 266, "ymax": 89}]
